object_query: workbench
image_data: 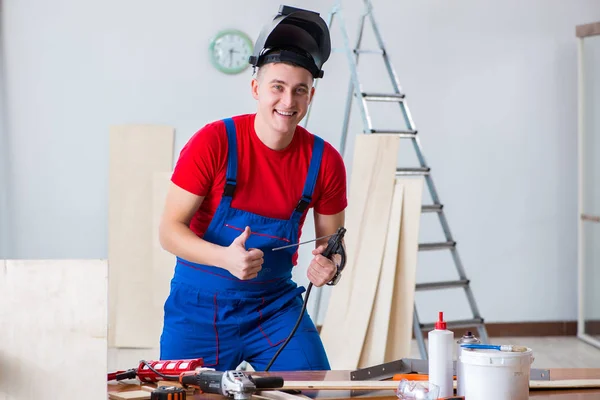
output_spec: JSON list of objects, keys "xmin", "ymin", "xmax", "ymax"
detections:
[{"xmin": 107, "ymin": 368, "xmax": 600, "ymax": 399}]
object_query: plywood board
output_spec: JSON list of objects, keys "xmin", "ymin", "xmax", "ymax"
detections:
[
  {"xmin": 282, "ymin": 381, "xmax": 399, "ymax": 390},
  {"xmin": 280, "ymin": 379, "xmax": 600, "ymax": 390},
  {"xmin": 320, "ymin": 134, "xmax": 400, "ymax": 370},
  {"xmin": 529, "ymin": 379, "xmax": 600, "ymax": 389},
  {"xmin": 0, "ymin": 259, "xmax": 107, "ymax": 400},
  {"xmin": 109, "ymin": 390, "xmax": 151, "ymax": 400},
  {"xmin": 385, "ymin": 177, "xmax": 424, "ymax": 362},
  {"xmin": 255, "ymin": 391, "xmax": 313, "ymax": 400},
  {"xmin": 109, "ymin": 125, "xmax": 174, "ymax": 348},
  {"xmin": 358, "ymin": 181, "xmax": 404, "ymax": 368}
]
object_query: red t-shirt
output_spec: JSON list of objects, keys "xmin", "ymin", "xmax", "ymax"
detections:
[{"xmin": 171, "ymin": 113, "xmax": 348, "ymax": 265}]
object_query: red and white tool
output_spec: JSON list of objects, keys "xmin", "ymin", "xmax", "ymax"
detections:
[{"xmin": 107, "ymin": 358, "xmax": 204, "ymax": 383}]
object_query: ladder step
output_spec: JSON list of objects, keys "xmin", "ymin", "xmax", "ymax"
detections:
[
  {"xmin": 361, "ymin": 92, "xmax": 405, "ymax": 102},
  {"xmin": 419, "ymin": 241, "xmax": 456, "ymax": 251},
  {"xmin": 370, "ymin": 129, "xmax": 417, "ymax": 138},
  {"xmin": 396, "ymin": 167, "xmax": 430, "ymax": 176},
  {"xmin": 354, "ymin": 49, "xmax": 384, "ymax": 55},
  {"xmin": 422, "ymin": 204, "xmax": 443, "ymax": 213},
  {"xmin": 416, "ymin": 279, "xmax": 469, "ymax": 291},
  {"xmin": 420, "ymin": 318, "xmax": 485, "ymax": 331}
]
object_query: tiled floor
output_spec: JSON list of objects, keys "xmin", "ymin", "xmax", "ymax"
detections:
[{"xmin": 108, "ymin": 336, "xmax": 600, "ymax": 372}]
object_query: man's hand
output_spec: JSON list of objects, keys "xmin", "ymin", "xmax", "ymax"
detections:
[
  {"xmin": 307, "ymin": 244, "xmax": 338, "ymax": 287},
  {"xmin": 221, "ymin": 226, "xmax": 264, "ymax": 280}
]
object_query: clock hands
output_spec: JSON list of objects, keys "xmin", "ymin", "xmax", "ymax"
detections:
[{"xmin": 228, "ymin": 48, "xmax": 240, "ymax": 67}]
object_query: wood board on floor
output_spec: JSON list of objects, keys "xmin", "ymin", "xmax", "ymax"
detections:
[
  {"xmin": 108, "ymin": 124, "xmax": 174, "ymax": 348},
  {"xmin": 385, "ymin": 177, "xmax": 424, "ymax": 362},
  {"xmin": 358, "ymin": 180, "xmax": 404, "ymax": 368},
  {"xmin": 320, "ymin": 134, "xmax": 400, "ymax": 370},
  {"xmin": 0, "ymin": 259, "xmax": 108, "ymax": 400}
]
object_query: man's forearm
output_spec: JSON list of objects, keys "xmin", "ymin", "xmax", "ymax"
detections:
[{"xmin": 159, "ymin": 222, "xmax": 226, "ymax": 268}]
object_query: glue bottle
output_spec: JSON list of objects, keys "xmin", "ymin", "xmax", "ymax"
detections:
[{"xmin": 428, "ymin": 311, "xmax": 453, "ymax": 398}]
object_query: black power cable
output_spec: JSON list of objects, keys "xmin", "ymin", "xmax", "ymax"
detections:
[
  {"xmin": 264, "ymin": 282, "xmax": 314, "ymax": 371},
  {"xmin": 264, "ymin": 227, "xmax": 346, "ymax": 372}
]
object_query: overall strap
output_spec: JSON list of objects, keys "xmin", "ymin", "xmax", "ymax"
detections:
[
  {"xmin": 223, "ymin": 118, "xmax": 238, "ymax": 197},
  {"xmin": 292, "ymin": 135, "xmax": 325, "ymax": 220}
]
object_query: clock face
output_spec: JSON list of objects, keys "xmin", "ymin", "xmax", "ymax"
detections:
[{"xmin": 209, "ymin": 29, "xmax": 254, "ymax": 75}]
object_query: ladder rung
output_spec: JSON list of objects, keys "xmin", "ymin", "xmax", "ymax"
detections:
[
  {"xmin": 419, "ymin": 241, "xmax": 456, "ymax": 251},
  {"xmin": 422, "ymin": 204, "xmax": 443, "ymax": 213},
  {"xmin": 370, "ymin": 129, "xmax": 417, "ymax": 138},
  {"xmin": 353, "ymin": 49, "xmax": 384, "ymax": 55},
  {"xmin": 416, "ymin": 279, "xmax": 469, "ymax": 291},
  {"xmin": 361, "ymin": 92, "xmax": 405, "ymax": 102},
  {"xmin": 420, "ymin": 318, "xmax": 485, "ymax": 331},
  {"xmin": 396, "ymin": 167, "xmax": 430, "ymax": 176}
]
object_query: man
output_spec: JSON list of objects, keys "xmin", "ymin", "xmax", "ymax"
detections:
[{"xmin": 158, "ymin": 6, "xmax": 347, "ymax": 371}]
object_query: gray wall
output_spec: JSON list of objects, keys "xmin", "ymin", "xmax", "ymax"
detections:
[
  {"xmin": 2, "ymin": 0, "xmax": 599, "ymax": 324},
  {"xmin": 582, "ymin": 36, "xmax": 600, "ymax": 321},
  {"xmin": 0, "ymin": 0, "xmax": 9, "ymax": 260}
]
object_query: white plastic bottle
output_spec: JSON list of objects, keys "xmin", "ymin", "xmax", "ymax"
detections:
[{"xmin": 428, "ymin": 311, "xmax": 453, "ymax": 397}]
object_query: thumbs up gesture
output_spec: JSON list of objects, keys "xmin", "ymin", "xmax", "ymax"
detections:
[{"xmin": 223, "ymin": 226, "xmax": 264, "ymax": 280}]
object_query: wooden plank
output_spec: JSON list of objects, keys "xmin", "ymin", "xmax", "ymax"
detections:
[
  {"xmin": 320, "ymin": 134, "xmax": 400, "ymax": 370},
  {"xmin": 358, "ymin": 181, "xmax": 403, "ymax": 368},
  {"xmin": 109, "ymin": 390, "xmax": 151, "ymax": 400},
  {"xmin": 385, "ymin": 177, "xmax": 424, "ymax": 362},
  {"xmin": 279, "ymin": 379, "xmax": 600, "ymax": 391},
  {"xmin": 282, "ymin": 380, "xmax": 401, "ymax": 390},
  {"xmin": 254, "ymin": 391, "xmax": 313, "ymax": 400},
  {"xmin": 576, "ymin": 22, "xmax": 600, "ymax": 38},
  {"xmin": 529, "ymin": 379, "xmax": 600, "ymax": 389},
  {"xmin": 108, "ymin": 125, "xmax": 174, "ymax": 348},
  {"xmin": 0, "ymin": 259, "xmax": 107, "ymax": 400}
]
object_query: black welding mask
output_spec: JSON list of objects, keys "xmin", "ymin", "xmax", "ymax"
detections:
[{"xmin": 249, "ymin": 5, "xmax": 331, "ymax": 79}]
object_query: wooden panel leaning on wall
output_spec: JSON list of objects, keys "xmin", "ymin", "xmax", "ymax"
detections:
[
  {"xmin": 320, "ymin": 134, "xmax": 428, "ymax": 370},
  {"xmin": 0, "ymin": 259, "xmax": 108, "ymax": 400},
  {"xmin": 108, "ymin": 125, "xmax": 174, "ymax": 348}
]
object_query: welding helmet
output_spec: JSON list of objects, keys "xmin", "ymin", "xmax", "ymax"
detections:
[{"xmin": 248, "ymin": 5, "xmax": 331, "ymax": 79}]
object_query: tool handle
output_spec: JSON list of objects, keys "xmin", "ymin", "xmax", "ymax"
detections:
[
  {"xmin": 180, "ymin": 370, "xmax": 223, "ymax": 394},
  {"xmin": 107, "ymin": 369, "xmax": 137, "ymax": 381},
  {"xmin": 321, "ymin": 227, "xmax": 346, "ymax": 266},
  {"xmin": 322, "ymin": 227, "xmax": 347, "ymax": 286},
  {"xmin": 253, "ymin": 376, "xmax": 284, "ymax": 389}
]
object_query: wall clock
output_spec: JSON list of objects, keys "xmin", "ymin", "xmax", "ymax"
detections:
[{"xmin": 209, "ymin": 29, "xmax": 254, "ymax": 75}]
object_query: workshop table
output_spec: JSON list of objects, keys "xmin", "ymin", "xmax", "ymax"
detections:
[{"xmin": 107, "ymin": 369, "xmax": 600, "ymax": 399}]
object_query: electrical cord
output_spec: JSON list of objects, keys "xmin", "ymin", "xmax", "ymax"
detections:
[
  {"xmin": 264, "ymin": 282, "xmax": 313, "ymax": 372},
  {"xmin": 264, "ymin": 227, "xmax": 346, "ymax": 372}
]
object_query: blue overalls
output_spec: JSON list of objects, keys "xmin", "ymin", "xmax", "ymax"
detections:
[{"xmin": 159, "ymin": 118, "xmax": 331, "ymax": 371}]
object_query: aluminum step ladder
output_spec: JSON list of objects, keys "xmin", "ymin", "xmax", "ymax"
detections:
[{"xmin": 304, "ymin": 0, "xmax": 489, "ymax": 359}]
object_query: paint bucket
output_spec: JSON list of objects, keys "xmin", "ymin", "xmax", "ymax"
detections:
[{"xmin": 460, "ymin": 347, "xmax": 534, "ymax": 400}]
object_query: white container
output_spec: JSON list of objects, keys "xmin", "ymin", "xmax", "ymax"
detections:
[
  {"xmin": 456, "ymin": 332, "xmax": 480, "ymax": 396},
  {"xmin": 460, "ymin": 347, "xmax": 534, "ymax": 400},
  {"xmin": 428, "ymin": 312, "xmax": 453, "ymax": 398}
]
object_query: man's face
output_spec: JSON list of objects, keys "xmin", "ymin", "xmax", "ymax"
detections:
[{"xmin": 251, "ymin": 62, "xmax": 315, "ymax": 135}]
